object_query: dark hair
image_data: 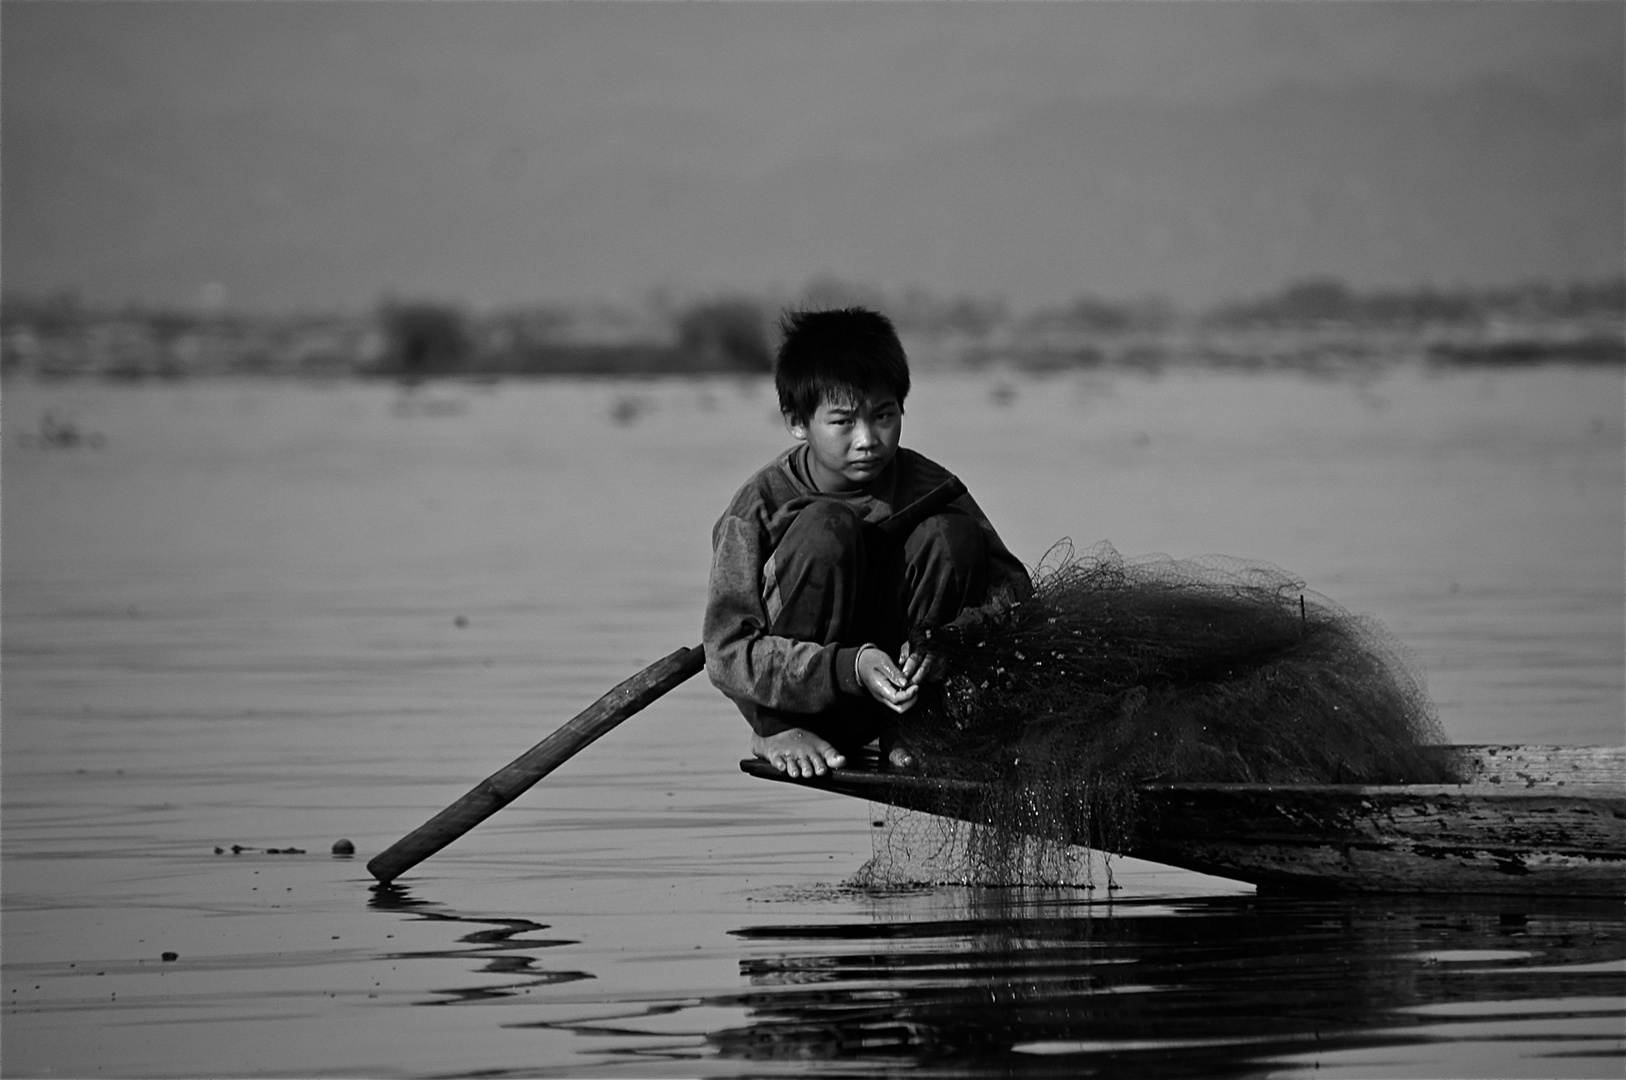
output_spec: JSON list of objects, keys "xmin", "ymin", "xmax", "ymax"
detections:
[{"xmin": 774, "ymin": 307, "xmax": 910, "ymax": 424}]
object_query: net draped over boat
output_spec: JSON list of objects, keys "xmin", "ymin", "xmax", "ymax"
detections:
[{"xmin": 857, "ymin": 542, "xmax": 1453, "ymax": 888}]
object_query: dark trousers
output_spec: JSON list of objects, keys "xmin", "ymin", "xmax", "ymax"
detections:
[{"xmin": 750, "ymin": 500, "xmax": 990, "ymax": 750}]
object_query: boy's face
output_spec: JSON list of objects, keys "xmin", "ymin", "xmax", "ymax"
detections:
[{"xmin": 788, "ymin": 386, "xmax": 903, "ymax": 493}]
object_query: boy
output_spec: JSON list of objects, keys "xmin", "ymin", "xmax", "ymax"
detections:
[{"xmin": 703, "ymin": 307, "xmax": 1030, "ymax": 778}]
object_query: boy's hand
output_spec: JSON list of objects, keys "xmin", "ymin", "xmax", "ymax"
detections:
[
  {"xmin": 898, "ymin": 640, "xmax": 944, "ymax": 687},
  {"xmin": 857, "ymin": 645, "xmax": 919, "ymax": 713}
]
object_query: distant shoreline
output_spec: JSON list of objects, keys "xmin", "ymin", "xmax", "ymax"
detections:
[{"xmin": 4, "ymin": 277, "xmax": 1620, "ymax": 381}]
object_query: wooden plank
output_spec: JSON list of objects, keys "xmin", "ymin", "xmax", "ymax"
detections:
[
  {"xmin": 737, "ymin": 745, "xmax": 1626, "ymax": 897},
  {"xmin": 368, "ymin": 645, "xmax": 706, "ymax": 882},
  {"xmin": 1132, "ymin": 783, "xmax": 1626, "ymax": 896},
  {"xmin": 1446, "ymin": 744, "xmax": 1625, "ymax": 788},
  {"xmin": 1129, "ymin": 837, "xmax": 1625, "ymax": 896},
  {"xmin": 1136, "ymin": 784, "xmax": 1626, "ymax": 852}
]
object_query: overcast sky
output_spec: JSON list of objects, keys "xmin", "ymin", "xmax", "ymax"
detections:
[{"xmin": 5, "ymin": 1, "xmax": 1622, "ymax": 312}]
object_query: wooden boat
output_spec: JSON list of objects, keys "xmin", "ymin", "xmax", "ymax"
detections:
[{"xmin": 740, "ymin": 744, "xmax": 1626, "ymax": 897}]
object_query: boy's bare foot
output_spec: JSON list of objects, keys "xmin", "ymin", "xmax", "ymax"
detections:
[
  {"xmin": 879, "ymin": 729, "xmax": 919, "ymax": 772},
  {"xmin": 753, "ymin": 729, "xmax": 846, "ymax": 778}
]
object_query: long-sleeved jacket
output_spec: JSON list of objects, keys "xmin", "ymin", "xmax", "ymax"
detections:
[{"xmin": 702, "ymin": 444, "xmax": 1030, "ymax": 715}]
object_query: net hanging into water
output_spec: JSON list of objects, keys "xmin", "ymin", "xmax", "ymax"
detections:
[{"xmin": 856, "ymin": 542, "xmax": 1453, "ymax": 888}]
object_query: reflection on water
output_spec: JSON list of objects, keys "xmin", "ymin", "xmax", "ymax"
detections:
[
  {"xmin": 368, "ymin": 884, "xmax": 592, "ymax": 1005},
  {"xmin": 709, "ymin": 892, "xmax": 1625, "ymax": 1077},
  {"xmin": 364, "ymin": 882, "xmax": 1623, "ymax": 1078}
]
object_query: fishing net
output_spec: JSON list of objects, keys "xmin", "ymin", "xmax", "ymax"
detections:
[{"xmin": 856, "ymin": 541, "xmax": 1453, "ymax": 888}]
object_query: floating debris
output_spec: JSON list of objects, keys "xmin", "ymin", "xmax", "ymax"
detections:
[
  {"xmin": 609, "ymin": 395, "xmax": 648, "ymax": 425},
  {"xmin": 390, "ymin": 394, "xmax": 467, "ymax": 418},
  {"xmin": 17, "ymin": 409, "xmax": 105, "ymax": 450},
  {"xmin": 217, "ymin": 844, "xmax": 306, "ymax": 855}
]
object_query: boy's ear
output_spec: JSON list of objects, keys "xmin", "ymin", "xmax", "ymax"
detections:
[{"xmin": 784, "ymin": 413, "xmax": 808, "ymax": 442}]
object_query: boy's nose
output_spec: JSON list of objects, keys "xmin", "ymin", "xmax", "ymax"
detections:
[{"xmin": 853, "ymin": 421, "xmax": 878, "ymax": 447}]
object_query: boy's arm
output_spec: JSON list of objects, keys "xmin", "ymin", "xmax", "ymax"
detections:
[{"xmin": 702, "ymin": 514, "xmax": 865, "ymax": 713}]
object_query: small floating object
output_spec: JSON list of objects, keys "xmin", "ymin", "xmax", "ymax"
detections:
[
  {"xmin": 609, "ymin": 395, "xmax": 646, "ymax": 425},
  {"xmin": 264, "ymin": 847, "xmax": 306, "ymax": 854},
  {"xmin": 19, "ymin": 409, "xmax": 106, "ymax": 450},
  {"xmin": 331, "ymin": 839, "xmax": 355, "ymax": 856},
  {"xmin": 161, "ymin": 952, "xmax": 178, "ymax": 962}
]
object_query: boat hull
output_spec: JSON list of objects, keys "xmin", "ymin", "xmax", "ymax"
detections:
[{"xmin": 739, "ymin": 745, "xmax": 1626, "ymax": 897}]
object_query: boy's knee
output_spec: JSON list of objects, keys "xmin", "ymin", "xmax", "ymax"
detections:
[
  {"xmin": 908, "ymin": 511, "xmax": 986, "ymax": 566},
  {"xmin": 780, "ymin": 499, "xmax": 865, "ymax": 566}
]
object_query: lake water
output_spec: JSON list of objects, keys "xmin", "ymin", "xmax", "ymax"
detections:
[{"xmin": 3, "ymin": 366, "xmax": 1622, "ymax": 1078}]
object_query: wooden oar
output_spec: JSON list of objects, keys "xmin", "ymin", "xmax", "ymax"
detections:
[{"xmin": 367, "ymin": 475, "xmax": 969, "ymax": 883}]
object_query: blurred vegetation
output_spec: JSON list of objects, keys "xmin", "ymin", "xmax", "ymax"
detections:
[
  {"xmin": 1208, "ymin": 276, "xmax": 1626, "ymax": 328},
  {"xmin": 377, "ymin": 300, "xmax": 470, "ymax": 380},
  {"xmin": 3, "ymin": 275, "xmax": 1620, "ymax": 380},
  {"xmin": 676, "ymin": 298, "xmax": 772, "ymax": 372}
]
